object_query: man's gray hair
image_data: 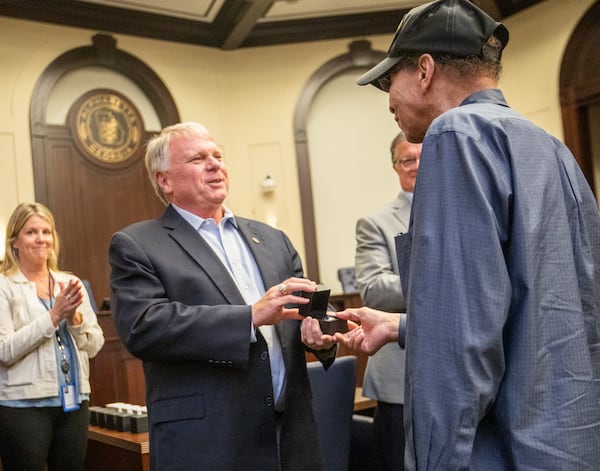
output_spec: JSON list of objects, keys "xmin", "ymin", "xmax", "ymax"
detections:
[{"xmin": 145, "ymin": 122, "xmax": 209, "ymax": 205}]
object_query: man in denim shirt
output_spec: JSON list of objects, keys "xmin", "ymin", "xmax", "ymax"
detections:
[{"xmin": 334, "ymin": 1, "xmax": 600, "ymax": 469}]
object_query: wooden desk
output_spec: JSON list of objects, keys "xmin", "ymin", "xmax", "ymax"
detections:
[
  {"xmin": 354, "ymin": 387, "xmax": 377, "ymax": 412},
  {"xmin": 85, "ymin": 426, "xmax": 149, "ymax": 471},
  {"xmin": 90, "ymin": 312, "xmax": 146, "ymax": 407},
  {"xmin": 329, "ymin": 292, "xmax": 362, "ymax": 311}
]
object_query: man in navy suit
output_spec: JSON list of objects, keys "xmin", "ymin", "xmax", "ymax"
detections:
[{"xmin": 109, "ymin": 122, "xmax": 336, "ymax": 471}]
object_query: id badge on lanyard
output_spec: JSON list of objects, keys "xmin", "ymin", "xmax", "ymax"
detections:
[
  {"xmin": 41, "ymin": 276, "xmax": 80, "ymax": 412},
  {"xmin": 56, "ymin": 331, "xmax": 80, "ymax": 412},
  {"xmin": 61, "ymin": 384, "xmax": 80, "ymax": 412}
]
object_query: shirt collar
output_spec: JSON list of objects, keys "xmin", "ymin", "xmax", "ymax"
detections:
[
  {"xmin": 171, "ymin": 203, "xmax": 238, "ymax": 230},
  {"xmin": 8, "ymin": 268, "xmax": 57, "ymax": 284},
  {"xmin": 460, "ymin": 88, "xmax": 508, "ymax": 108},
  {"xmin": 400, "ymin": 188, "xmax": 414, "ymax": 204}
]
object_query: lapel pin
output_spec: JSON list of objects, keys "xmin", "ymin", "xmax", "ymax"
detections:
[{"xmin": 252, "ymin": 237, "xmax": 260, "ymax": 244}]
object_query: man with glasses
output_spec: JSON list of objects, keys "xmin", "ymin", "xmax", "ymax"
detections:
[
  {"xmin": 354, "ymin": 130, "xmax": 420, "ymax": 471},
  {"xmin": 333, "ymin": 0, "xmax": 600, "ymax": 469}
]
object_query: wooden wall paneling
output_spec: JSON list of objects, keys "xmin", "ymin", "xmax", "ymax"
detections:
[
  {"xmin": 561, "ymin": 97, "xmax": 594, "ymax": 185},
  {"xmin": 42, "ymin": 122, "xmax": 163, "ymax": 307},
  {"xmin": 559, "ymin": 1, "xmax": 600, "ymax": 194},
  {"xmin": 91, "ymin": 313, "xmax": 146, "ymax": 406},
  {"xmin": 122, "ymin": 357, "xmax": 147, "ymax": 406},
  {"xmin": 84, "ymin": 438, "xmax": 149, "ymax": 471}
]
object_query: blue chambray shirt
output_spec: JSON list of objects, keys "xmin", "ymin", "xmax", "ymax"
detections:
[{"xmin": 396, "ymin": 89, "xmax": 600, "ymax": 470}]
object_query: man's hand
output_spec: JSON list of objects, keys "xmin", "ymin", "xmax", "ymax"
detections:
[
  {"xmin": 300, "ymin": 316, "xmax": 336, "ymax": 350},
  {"xmin": 333, "ymin": 307, "xmax": 400, "ymax": 355},
  {"xmin": 252, "ymin": 277, "xmax": 315, "ymax": 326}
]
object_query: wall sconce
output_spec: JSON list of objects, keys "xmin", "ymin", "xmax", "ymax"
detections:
[{"xmin": 261, "ymin": 174, "xmax": 276, "ymax": 193}]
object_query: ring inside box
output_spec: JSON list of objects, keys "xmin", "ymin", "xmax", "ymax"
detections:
[
  {"xmin": 317, "ymin": 315, "xmax": 348, "ymax": 335},
  {"xmin": 298, "ymin": 284, "xmax": 347, "ymax": 334}
]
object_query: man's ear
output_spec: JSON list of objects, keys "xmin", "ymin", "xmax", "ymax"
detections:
[
  {"xmin": 417, "ymin": 54, "xmax": 435, "ymax": 90},
  {"xmin": 156, "ymin": 171, "xmax": 170, "ymax": 195}
]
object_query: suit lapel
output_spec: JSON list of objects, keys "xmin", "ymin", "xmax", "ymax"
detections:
[
  {"xmin": 236, "ymin": 218, "xmax": 281, "ymax": 289},
  {"xmin": 236, "ymin": 218, "xmax": 291, "ymax": 351},
  {"xmin": 392, "ymin": 193, "xmax": 411, "ymax": 233},
  {"xmin": 162, "ymin": 206, "xmax": 246, "ymax": 304}
]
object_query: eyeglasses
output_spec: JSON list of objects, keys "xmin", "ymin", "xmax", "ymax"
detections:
[
  {"xmin": 393, "ymin": 157, "xmax": 419, "ymax": 169},
  {"xmin": 376, "ymin": 57, "xmax": 420, "ymax": 92},
  {"xmin": 377, "ymin": 64, "xmax": 404, "ymax": 92},
  {"xmin": 377, "ymin": 75, "xmax": 393, "ymax": 92},
  {"xmin": 377, "ymin": 64, "xmax": 403, "ymax": 92}
]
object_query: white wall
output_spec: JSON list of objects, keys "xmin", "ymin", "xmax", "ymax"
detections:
[
  {"xmin": 0, "ymin": 0, "xmax": 595, "ymax": 290},
  {"xmin": 307, "ymin": 71, "xmax": 400, "ymax": 290}
]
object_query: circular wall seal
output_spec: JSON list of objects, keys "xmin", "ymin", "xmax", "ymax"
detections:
[{"xmin": 71, "ymin": 89, "xmax": 144, "ymax": 166}]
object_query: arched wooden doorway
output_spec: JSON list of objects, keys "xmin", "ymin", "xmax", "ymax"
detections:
[
  {"xmin": 30, "ymin": 33, "xmax": 180, "ymax": 307},
  {"xmin": 560, "ymin": 1, "xmax": 600, "ymax": 195}
]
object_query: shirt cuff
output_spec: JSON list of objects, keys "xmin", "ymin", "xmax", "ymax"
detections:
[{"xmin": 398, "ymin": 313, "xmax": 407, "ymax": 349}]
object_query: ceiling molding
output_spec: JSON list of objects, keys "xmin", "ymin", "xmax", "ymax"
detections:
[
  {"xmin": 0, "ymin": 0, "xmax": 546, "ymax": 50},
  {"xmin": 221, "ymin": 0, "xmax": 275, "ymax": 50}
]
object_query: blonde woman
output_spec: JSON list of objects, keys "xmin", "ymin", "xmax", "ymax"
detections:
[{"xmin": 0, "ymin": 202, "xmax": 104, "ymax": 471}]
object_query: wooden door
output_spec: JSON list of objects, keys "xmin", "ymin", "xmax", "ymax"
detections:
[{"xmin": 34, "ymin": 90, "xmax": 164, "ymax": 307}]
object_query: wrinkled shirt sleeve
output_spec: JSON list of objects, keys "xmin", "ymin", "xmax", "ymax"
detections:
[{"xmin": 404, "ymin": 125, "xmax": 512, "ymax": 470}]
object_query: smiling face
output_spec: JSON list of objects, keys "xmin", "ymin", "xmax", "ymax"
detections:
[
  {"xmin": 156, "ymin": 130, "xmax": 229, "ymax": 220},
  {"xmin": 12, "ymin": 214, "xmax": 54, "ymax": 270}
]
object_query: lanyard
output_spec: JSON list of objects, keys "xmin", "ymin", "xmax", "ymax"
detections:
[
  {"xmin": 41, "ymin": 273, "xmax": 72, "ymax": 384},
  {"xmin": 55, "ymin": 330, "xmax": 71, "ymax": 384}
]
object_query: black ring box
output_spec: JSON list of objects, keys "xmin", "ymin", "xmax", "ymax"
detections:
[{"xmin": 298, "ymin": 285, "xmax": 348, "ymax": 335}]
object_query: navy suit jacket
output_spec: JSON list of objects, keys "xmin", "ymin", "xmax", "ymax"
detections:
[{"xmin": 109, "ymin": 205, "xmax": 330, "ymax": 471}]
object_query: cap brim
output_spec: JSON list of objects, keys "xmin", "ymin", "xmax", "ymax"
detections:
[{"xmin": 356, "ymin": 56, "xmax": 401, "ymax": 90}]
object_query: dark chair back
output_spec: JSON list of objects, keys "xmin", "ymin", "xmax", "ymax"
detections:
[
  {"xmin": 337, "ymin": 267, "xmax": 358, "ymax": 293},
  {"xmin": 307, "ymin": 355, "xmax": 357, "ymax": 471},
  {"xmin": 81, "ymin": 279, "xmax": 98, "ymax": 312}
]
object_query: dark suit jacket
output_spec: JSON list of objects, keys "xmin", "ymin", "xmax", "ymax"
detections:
[{"xmin": 109, "ymin": 205, "xmax": 331, "ymax": 471}]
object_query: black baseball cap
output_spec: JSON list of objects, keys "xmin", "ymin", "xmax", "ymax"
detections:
[{"xmin": 357, "ymin": 0, "xmax": 509, "ymax": 91}]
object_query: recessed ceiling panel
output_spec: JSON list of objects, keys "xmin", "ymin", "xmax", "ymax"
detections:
[
  {"xmin": 77, "ymin": 0, "xmax": 224, "ymax": 22},
  {"xmin": 1, "ymin": 0, "xmax": 546, "ymax": 49},
  {"xmin": 264, "ymin": 0, "xmax": 422, "ymax": 22}
]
